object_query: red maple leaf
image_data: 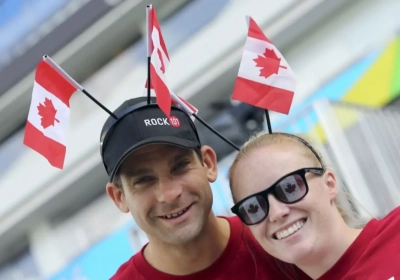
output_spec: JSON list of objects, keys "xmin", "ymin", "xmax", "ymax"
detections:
[
  {"xmin": 247, "ymin": 204, "xmax": 259, "ymax": 214},
  {"xmin": 157, "ymin": 48, "xmax": 165, "ymax": 73},
  {"xmin": 37, "ymin": 98, "xmax": 59, "ymax": 129},
  {"xmin": 285, "ymin": 183, "xmax": 297, "ymax": 194},
  {"xmin": 253, "ymin": 48, "xmax": 287, "ymax": 78}
]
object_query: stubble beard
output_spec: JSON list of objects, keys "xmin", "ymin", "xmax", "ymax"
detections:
[{"xmin": 155, "ymin": 203, "xmax": 209, "ymax": 246}]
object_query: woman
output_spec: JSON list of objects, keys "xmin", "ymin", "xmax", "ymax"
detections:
[{"xmin": 229, "ymin": 131, "xmax": 400, "ymax": 279}]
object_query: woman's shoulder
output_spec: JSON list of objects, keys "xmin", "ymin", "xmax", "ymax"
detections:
[
  {"xmin": 372, "ymin": 205, "xmax": 400, "ymax": 231},
  {"xmin": 381, "ymin": 205, "xmax": 400, "ymax": 221}
]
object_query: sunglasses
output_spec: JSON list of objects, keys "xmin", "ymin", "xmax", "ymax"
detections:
[{"xmin": 231, "ymin": 167, "xmax": 325, "ymax": 225}]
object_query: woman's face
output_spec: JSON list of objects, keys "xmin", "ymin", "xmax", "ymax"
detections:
[{"xmin": 230, "ymin": 143, "xmax": 339, "ymax": 264}]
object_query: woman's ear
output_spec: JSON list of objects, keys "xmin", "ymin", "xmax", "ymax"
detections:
[
  {"xmin": 200, "ymin": 145, "xmax": 218, "ymax": 183},
  {"xmin": 324, "ymin": 170, "xmax": 338, "ymax": 203}
]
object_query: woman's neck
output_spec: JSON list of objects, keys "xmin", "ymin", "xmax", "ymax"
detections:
[{"xmin": 296, "ymin": 220, "xmax": 362, "ymax": 279}]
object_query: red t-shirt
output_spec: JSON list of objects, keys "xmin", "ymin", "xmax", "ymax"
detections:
[
  {"xmin": 319, "ymin": 206, "xmax": 400, "ymax": 280},
  {"xmin": 110, "ymin": 216, "xmax": 307, "ymax": 280}
]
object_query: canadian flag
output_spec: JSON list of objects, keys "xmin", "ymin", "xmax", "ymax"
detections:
[
  {"xmin": 276, "ymin": 175, "xmax": 304, "ymax": 202},
  {"xmin": 145, "ymin": 6, "xmax": 198, "ymax": 119},
  {"xmin": 148, "ymin": 6, "xmax": 172, "ymax": 117},
  {"xmin": 232, "ymin": 16, "xmax": 296, "ymax": 114},
  {"xmin": 23, "ymin": 59, "xmax": 77, "ymax": 169},
  {"xmin": 240, "ymin": 196, "xmax": 267, "ymax": 224}
]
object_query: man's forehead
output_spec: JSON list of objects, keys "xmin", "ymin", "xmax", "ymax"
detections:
[
  {"xmin": 119, "ymin": 144, "xmax": 194, "ymax": 173},
  {"xmin": 131, "ymin": 144, "xmax": 192, "ymax": 158}
]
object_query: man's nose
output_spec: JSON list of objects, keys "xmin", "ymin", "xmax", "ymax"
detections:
[{"xmin": 155, "ymin": 177, "xmax": 183, "ymax": 203}]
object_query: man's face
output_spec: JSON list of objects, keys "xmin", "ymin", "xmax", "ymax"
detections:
[{"xmin": 107, "ymin": 144, "xmax": 217, "ymax": 246}]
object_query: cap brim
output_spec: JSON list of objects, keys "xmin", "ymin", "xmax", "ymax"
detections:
[{"xmin": 109, "ymin": 136, "xmax": 201, "ymax": 182}]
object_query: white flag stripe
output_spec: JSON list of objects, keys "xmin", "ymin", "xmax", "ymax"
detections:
[
  {"xmin": 151, "ymin": 35, "xmax": 170, "ymax": 91},
  {"xmin": 159, "ymin": 42, "xmax": 170, "ymax": 70},
  {"xmin": 28, "ymin": 81, "xmax": 70, "ymax": 145},
  {"xmin": 238, "ymin": 37, "xmax": 296, "ymax": 91},
  {"xmin": 151, "ymin": 52, "xmax": 168, "ymax": 85},
  {"xmin": 151, "ymin": 27, "xmax": 170, "ymax": 71},
  {"xmin": 152, "ymin": 35, "xmax": 170, "ymax": 70}
]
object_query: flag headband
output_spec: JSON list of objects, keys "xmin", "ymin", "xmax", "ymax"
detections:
[{"xmin": 25, "ymin": 8, "xmax": 299, "ymax": 169}]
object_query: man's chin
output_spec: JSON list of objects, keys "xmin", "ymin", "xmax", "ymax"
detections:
[{"xmin": 159, "ymin": 220, "xmax": 204, "ymax": 245}]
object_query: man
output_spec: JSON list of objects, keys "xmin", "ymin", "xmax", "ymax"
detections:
[{"xmin": 100, "ymin": 96, "xmax": 304, "ymax": 279}]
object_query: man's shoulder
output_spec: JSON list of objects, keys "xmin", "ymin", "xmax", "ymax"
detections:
[
  {"xmin": 219, "ymin": 215, "xmax": 241, "ymax": 226},
  {"xmin": 110, "ymin": 253, "xmax": 142, "ymax": 280},
  {"xmin": 224, "ymin": 215, "xmax": 240, "ymax": 222}
]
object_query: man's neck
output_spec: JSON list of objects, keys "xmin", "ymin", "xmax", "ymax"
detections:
[{"xmin": 143, "ymin": 214, "xmax": 230, "ymax": 275}]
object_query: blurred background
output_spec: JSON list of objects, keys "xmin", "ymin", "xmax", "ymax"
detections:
[{"xmin": 0, "ymin": 0, "xmax": 400, "ymax": 279}]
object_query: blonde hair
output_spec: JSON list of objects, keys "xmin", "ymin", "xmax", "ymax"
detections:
[{"xmin": 229, "ymin": 131, "xmax": 365, "ymax": 228}]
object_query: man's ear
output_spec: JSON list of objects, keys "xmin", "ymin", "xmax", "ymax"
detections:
[
  {"xmin": 324, "ymin": 170, "xmax": 338, "ymax": 203},
  {"xmin": 200, "ymin": 145, "xmax": 218, "ymax": 183},
  {"xmin": 106, "ymin": 183, "xmax": 129, "ymax": 213}
]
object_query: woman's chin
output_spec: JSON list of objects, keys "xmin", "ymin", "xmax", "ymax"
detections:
[{"xmin": 269, "ymin": 238, "xmax": 315, "ymax": 265}]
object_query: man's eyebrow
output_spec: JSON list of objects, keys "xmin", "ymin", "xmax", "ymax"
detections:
[
  {"xmin": 168, "ymin": 150, "xmax": 193, "ymax": 166},
  {"xmin": 123, "ymin": 168, "xmax": 153, "ymax": 179}
]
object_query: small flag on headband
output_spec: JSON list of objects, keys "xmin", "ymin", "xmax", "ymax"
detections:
[
  {"xmin": 146, "ymin": 5, "xmax": 172, "ymax": 117},
  {"xmin": 144, "ymin": 5, "xmax": 198, "ymax": 119},
  {"xmin": 23, "ymin": 59, "xmax": 78, "ymax": 169},
  {"xmin": 231, "ymin": 16, "xmax": 297, "ymax": 115}
]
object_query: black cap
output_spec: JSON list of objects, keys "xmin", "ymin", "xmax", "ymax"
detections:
[{"xmin": 100, "ymin": 97, "xmax": 202, "ymax": 181}]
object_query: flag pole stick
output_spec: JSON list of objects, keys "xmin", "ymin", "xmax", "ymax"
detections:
[
  {"xmin": 43, "ymin": 55, "xmax": 118, "ymax": 119},
  {"xmin": 81, "ymin": 89, "xmax": 117, "ymax": 119},
  {"xmin": 146, "ymin": 5, "xmax": 152, "ymax": 105},
  {"xmin": 169, "ymin": 91, "xmax": 240, "ymax": 151},
  {"xmin": 264, "ymin": 109, "xmax": 272, "ymax": 133},
  {"xmin": 193, "ymin": 115, "xmax": 240, "ymax": 151}
]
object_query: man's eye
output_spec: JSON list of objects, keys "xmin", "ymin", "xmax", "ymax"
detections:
[
  {"xmin": 173, "ymin": 160, "xmax": 190, "ymax": 172},
  {"xmin": 134, "ymin": 176, "xmax": 153, "ymax": 185}
]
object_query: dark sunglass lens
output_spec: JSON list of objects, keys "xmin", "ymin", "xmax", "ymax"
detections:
[
  {"xmin": 238, "ymin": 195, "xmax": 268, "ymax": 224},
  {"xmin": 275, "ymin": 174, "xmax": 307, "ymax": 203}
]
